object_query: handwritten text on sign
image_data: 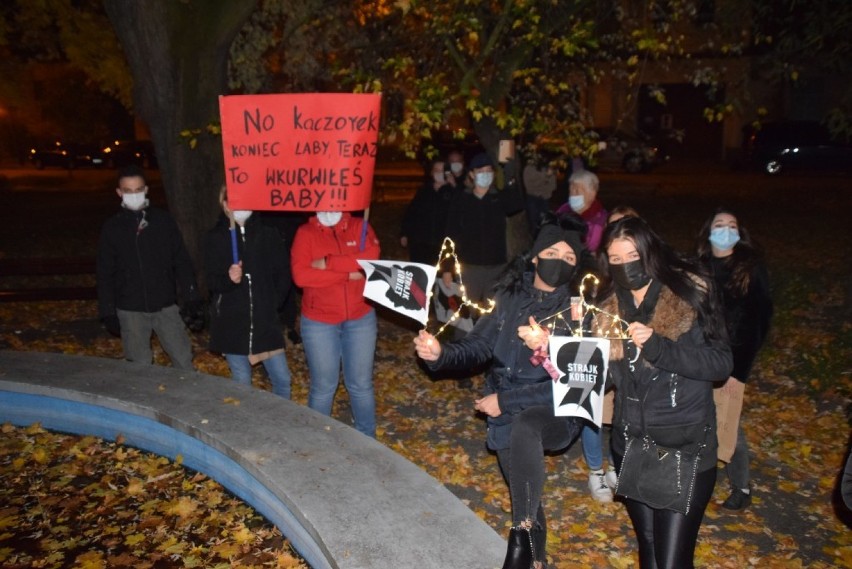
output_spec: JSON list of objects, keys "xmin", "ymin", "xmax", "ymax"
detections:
[{"xmin": 219, "ymin": 93, "xmax": 382, "ymax": 212}]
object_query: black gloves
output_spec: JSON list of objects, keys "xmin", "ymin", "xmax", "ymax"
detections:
[
  {"xmin": 180, "ymin": 299, "xmax": 206, "ymax": 332},
  {"xmin": 102, "ymin": 315, "xmax": 121, "ymax": 337}
]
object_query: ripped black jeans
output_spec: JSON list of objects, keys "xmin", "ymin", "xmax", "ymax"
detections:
[{"xmin": 497, "ymin": 406, "xmax": 582, "ymax": 561}]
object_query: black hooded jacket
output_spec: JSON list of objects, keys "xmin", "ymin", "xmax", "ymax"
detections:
[{"xmin": 204, "ymin": 215, "xmax": 290, "ymax": 355}]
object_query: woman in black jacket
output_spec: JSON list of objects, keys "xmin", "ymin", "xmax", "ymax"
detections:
[
  {"xmin": 697, "ymin": 208, "xmax": 773, "ymax": 510},
  {"xmin": 596, "ymin": 216, "xmax": 732, "ymax": 569},
  {"xmin": 399, "ymin": 158, "xmax": 455, "ymax": 265},
  {"xmin": 204, "ymin": 187, "xmax": 292, "ymax": 398},
  {"xmin": 414, "ymin": 220, "xmax": 585, "ymax": 569}
]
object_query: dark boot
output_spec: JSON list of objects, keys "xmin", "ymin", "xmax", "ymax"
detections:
[
  {"xmin": 502, "ymin": 526, "xmax": 534, "ymax": 569},
  {"xmin": 531, "ymin": 525, "xmax": 546, "ymax": 568}
]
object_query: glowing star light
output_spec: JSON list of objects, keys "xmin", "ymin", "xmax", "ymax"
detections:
[
  {"xmin": 535, "ymin": 274, "xmax": 630, "ymax": 340},
  {"xmin": 426, "ymin": 237, "xmax": 496, "ymax": 337}
]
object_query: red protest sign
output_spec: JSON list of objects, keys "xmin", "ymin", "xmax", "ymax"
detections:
[{"xmin": 219, "ymin": 93, "xmax": 381, "ymax": 212}]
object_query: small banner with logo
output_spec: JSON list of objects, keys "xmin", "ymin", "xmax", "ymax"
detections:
[
  {"xmin": 357, "ymin": 260, "xmax": 436, "ymax": 325},
  {"xmin": 549, "ymin": 336, "xmax": 610, "ymax": 427}
]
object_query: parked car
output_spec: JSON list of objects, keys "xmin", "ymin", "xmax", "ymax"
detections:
[
  {"xmin": 28, "ymin": 141, "xmax": 104, "ymax": 170},
  {"xmin": 589, "ymin": 129, "xmax": 671, "ymax": 173},
  {"xmin": 744, "ymin": 120, "xmax": 852, "ymax": 175},
  {"xmin": 100, "ymin": 139, "xmax": 158, "ymax": 168}
]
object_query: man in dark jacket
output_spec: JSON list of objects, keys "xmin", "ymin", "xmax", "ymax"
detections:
[
  {"xmin": 96, "ymin": 165, "xmax": 200, "ymax": 370},
  {"xmin": 443, "ymin": 152, "xmax": 524, "ymax": 304}
]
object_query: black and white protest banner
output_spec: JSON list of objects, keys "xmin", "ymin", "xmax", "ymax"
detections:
[
  {"xmin": 549, "ymin": 336, "xmax": 610, "ymax": 427},
  {"xmin": 357, "ymin": 260, "xmax": 436, "ymax": 325}
]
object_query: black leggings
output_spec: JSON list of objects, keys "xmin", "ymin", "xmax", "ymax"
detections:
[
  {"xmin": 496, "ymin": 406, "xmax": 582, "ymax": 561},
  {"xmin": 622, "ymin": 466, "xmax": 716, "ymax": 569}
]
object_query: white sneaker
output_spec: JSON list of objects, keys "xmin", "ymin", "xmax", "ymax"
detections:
[
  {"xmin": 588, "ymin": 470, "xmax": 613, "ymax": 502},
  {"xmin": 605, "ymin": 465, "xmax": 618, "ymax": 490}
]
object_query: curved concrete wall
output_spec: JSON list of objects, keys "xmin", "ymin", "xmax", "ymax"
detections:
[{"xmin": 0, "ymin": 350, "xmax": 505, "ymax": 569}]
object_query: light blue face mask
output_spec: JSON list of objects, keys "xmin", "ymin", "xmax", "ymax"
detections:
[
  {"xmin": 568, "ymin": 194, "xmax": 585, "ymax": 212},
  {"xmin": 709, "ymin": 226, "xmax": 740, "ymax": 251},
  {"xmin": 474, "ymin": 172, "xmax": 494, "ymax": 188}
]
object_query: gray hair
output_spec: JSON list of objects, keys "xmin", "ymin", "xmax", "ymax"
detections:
[{"xmin": 568, "ymin": 169, "xmax": 599, "ymax": 193}]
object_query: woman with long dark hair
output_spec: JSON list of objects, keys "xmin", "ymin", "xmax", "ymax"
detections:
[
  {"xmin": 595, "ymin": 216, "xmax": 732, "ymax": 568},
  {"xmin": 415, "ymin": 219, "xmax": 586, "ymax": 569},
  {"xmin": 697, "ymin": 208, "xmax": 773, "ymax": 510}
]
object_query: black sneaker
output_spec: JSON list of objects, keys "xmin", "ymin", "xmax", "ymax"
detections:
[{"xmin": 721, "ymin": 489, "xmax": 752, "ymax": 510}]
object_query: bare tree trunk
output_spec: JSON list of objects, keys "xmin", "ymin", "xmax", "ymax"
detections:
[{"xmin": 103, "ymin": 0, "xmax": 257, "ymax": 291}]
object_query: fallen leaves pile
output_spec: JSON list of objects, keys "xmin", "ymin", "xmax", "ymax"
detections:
[
  {"xmin": 0, "ymin": 289, "xmax": 849, "ymax": 568},
  {"xmin": 0, "ymin": 420, "xmax": 307, "ymax": 568}
]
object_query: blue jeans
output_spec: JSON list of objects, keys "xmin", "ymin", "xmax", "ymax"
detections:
[
  {"xmin": 225, "ymin": 352, "xmax": 291, "ymax": 399},
  {"xmin": 581, "ymin": 424, "xmax": 604, "ymax": 470},
  {"xmin": 301, "ymin": 310, "xmax": 377, "ymax": 438}
]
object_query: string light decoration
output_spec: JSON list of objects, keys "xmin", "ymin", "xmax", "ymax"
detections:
[
  {"xmin": 425, "ymin": 237, "xmax": 496, "ymax": 337},
  {"xmin": 424, "ymin": 245, "xmax": 628, "ymax": 341},
  {"xmin": 534, "ymin": 273, "xmax": 630, "ymax": 340}
]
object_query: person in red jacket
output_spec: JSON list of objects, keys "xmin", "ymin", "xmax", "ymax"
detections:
[{"xmin": 291, "ymin": 211, "xmax": 381, "ymax": 437}]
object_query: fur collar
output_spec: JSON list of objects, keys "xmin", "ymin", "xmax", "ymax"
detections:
[{"xmin": 598, "ymin": 285, "xmax": 696, "ymax": 361}]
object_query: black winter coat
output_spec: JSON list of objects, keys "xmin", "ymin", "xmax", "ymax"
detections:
[
  {"xmin": 97, "ymin": 206, "xmax": 199, "ymax": 318},
  {"xmin": 430, "ymin": 273, "xmax": 576, "ymax": 450},
  {"xmin": 708, "ymin": 256, "xmax": 773, "ymax": 382},
  {"xmin": 445, "ymin": 184, "xmax": 524, "ymax": 266},
  {"xmin": 600, "ymin": 284, "xmax": 733, "ymax": 473},
  {"xmin": 204, "ymin": 215, "xmax": 290, "ymax": 355},
  {"xmin": 400, "ymin": 181, "xmax": 454, "ymax": 265}
]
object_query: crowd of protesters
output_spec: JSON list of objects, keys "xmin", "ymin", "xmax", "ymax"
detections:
[{"xmin": 97, "ymin": 146, "xmax": 774, "ymax": 568}]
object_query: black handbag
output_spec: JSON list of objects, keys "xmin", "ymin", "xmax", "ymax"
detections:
[
  {"xmin": 614, "ymin": 368, "xmax": 711, "ymax": 515},
  {"xmin": 615, "ymin": 428, "xmax": 708, "ymax": 514}
]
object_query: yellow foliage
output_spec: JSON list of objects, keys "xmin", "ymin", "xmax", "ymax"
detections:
[
  {"xmin": 164, "ymin": 496, "xmax": 199, "ymax": 519},
  {"xmin": 124, "ymin": 533, "xmax": 146, "ymax": 546},
  {"xmin": 74, "ymin": 550, "xmax": 106, "ymax": 569},
  {"xmin": 230, "ymin": 524, "xmax": 257, "ymax": 545},
  {"xmin": 212, "ymin": 541, "xmax": 242, "ymax": 560}
]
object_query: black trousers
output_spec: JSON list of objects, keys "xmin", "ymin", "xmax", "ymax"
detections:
[
  {"xmin": 621, "ymin": 466, "xmax": 716, "ymax": 569},
  {"xmin": 496, "ymin": 406, "xmax": 582, "ymax": 561}
]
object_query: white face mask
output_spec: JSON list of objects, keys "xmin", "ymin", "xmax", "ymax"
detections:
[
  {"xmin": 474, "ymin": 171, "xmax": 494, "ymax": 188},
  {"xmin": 232, "ymin": 210, "xmax": 252, "ymax": 225},
  {"xmin": 450, "ymin": 162, "xmax": 464, "ymax": 175},
  {"xmin": 317, "ymin": 211, "xmax": 343, "ymax": 227},
  {"xmin": 433, "ymin": 172, "xmax": 446, "ymax": 184},
  {"xmin": 121, "ymin": 192, "xmax": 147, "ymax": 211}
]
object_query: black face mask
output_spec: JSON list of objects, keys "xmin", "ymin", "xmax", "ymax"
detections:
[
  {"xmin": 610, "ymin": 259, "xmax": 651, "ymax": 290},
  {"xmin": 535, "ymin": 257, "xmax": 576, "ymax": 288}
]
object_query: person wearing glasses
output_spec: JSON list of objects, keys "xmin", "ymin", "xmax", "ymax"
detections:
[{"xmin": 96, "ymin": 164, "xmax": 201, "ymax": 370}]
